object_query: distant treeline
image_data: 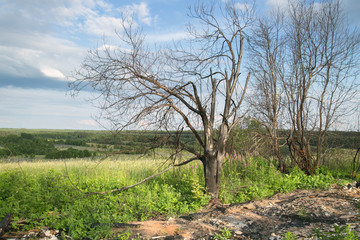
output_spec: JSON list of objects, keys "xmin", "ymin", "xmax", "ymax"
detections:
[
  {"xmin": 0, "ymin": 133, "xmax": 95, "ymax": 159},
  {"xmin": 277, "ymin": 130, "xmax": 359, "ymax": 150},
  {"xmin": 0, "ymin": 129, "xmax": 358, "ymax": 159},
  {"xmin": 16, "ymin": 130, "xmax": 196, "ymax": 155}
]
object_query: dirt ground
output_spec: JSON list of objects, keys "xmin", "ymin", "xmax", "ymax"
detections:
[
  {"xmin": 119, "ymin": 183, "xmax": 360, "ymax": 240},
  {"xmin": 1, "ymin": 183, "xmax": 359, "ymax": 240}
]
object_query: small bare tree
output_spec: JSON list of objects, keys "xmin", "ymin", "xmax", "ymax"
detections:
[
  {"xmin": 248, "ymin": 11, "xmax": 287, "ymax": 171},
  {"xmin": 284, "ymin": 0, "xmax": 360, "ymax": 174},
  {"xmin": 70, "ymin": 1, "xmax": 254, "ymax": 199},
  {"xmin": 248, "ymin": 0, "xmax": 360, "ymax": 174}
]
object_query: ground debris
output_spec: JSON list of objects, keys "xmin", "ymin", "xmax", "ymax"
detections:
[{"xmin": 120, "ymin": 184, "xmax": 359, "ymax": 240}]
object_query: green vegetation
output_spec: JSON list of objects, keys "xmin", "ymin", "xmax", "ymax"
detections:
[
  {"xmin": 0, "ymin": 133, "xmax": 55, "ymax": 157},
  {"xmin": 0, "ymin": 158, "xmax": 209, "ymax": 239},
  {"xmin": 0, "ymin": 129, "xmax": 196, "ymax": 158},
  {"xmin": 220, "ymin": 156, "xmax": 336, "ymax": 203},
  {"xmin": 313, "ymin": 225, "xmax": 360, "ymax": 240},
  {"xmin": 0, "ymin": 128, "xmax": 358, "ymax": 160},
  {"xmin": 0, "ymin": 154, "xmax": 350, "ymax": 239},
  {"xmin": 0, "ymin": 133, "xmax": 96, "ymax": 159},
  {"xmin": 45, "ymin": 147, "xmax": 94, "ymax": 159},
  {"xmin": 213, "ymin": 227, "xmax": 232, "ymax": 240},
  {"xmin": 0, "ymin": 128, "xmax": 358, "ymax": 239},
  {"xmin": 284, "ymin": 224, "xmax": 360, "ymax": 240},
  {"xmin": 282, "ymin": 232, "xmax": 297, "ymax": 240}
]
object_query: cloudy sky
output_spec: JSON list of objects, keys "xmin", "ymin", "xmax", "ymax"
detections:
[{"xmin": 0, "ymin": 0, "xmax": 359, "ymax": 130}]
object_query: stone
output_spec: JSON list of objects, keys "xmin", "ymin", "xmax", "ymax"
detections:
[{"xmin": 243, "ymin": 203, "xmax": 257, "ymax": 210}]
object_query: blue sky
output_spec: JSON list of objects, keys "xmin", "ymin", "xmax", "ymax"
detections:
[{"xmin": 0, "ymin": 0, "xmax": 359, "ymax": 130}]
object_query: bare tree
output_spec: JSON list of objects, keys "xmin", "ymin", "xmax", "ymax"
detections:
[
  {"xmin": 283, "ymin": 0, "xmax": 360, "ymax": 174},
  {"xmin": 248, "ymin": 10, "xmax": 287, "ymax": 172},
  {"xmin": 248, "ymin": 0, "xmax": 360, "ymax": 174},
  {"xmin": 70, "ymin": 1, "xmax": 253, "ymax": 199}
]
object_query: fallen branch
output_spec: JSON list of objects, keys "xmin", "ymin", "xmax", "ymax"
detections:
[{"xmin": 86, "ymin": 157, "xmax": 199, "ymax": 195}]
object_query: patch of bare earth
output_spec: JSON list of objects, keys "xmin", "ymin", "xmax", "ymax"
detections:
[{"xmin": 120, "ymin": 184, "xmax": 360, "ymax": 240}]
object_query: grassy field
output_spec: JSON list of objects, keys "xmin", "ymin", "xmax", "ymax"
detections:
[
  {"xmin": 0, "ymin": 152, "xmax": 354, "ymax": 239},
  {"xmin": 0, "ymin": 128, "xmax": 358, "ymax": 238},
  {"xmin": 0, "ymin": 155, "xmax": 208, "ymax": 238}
]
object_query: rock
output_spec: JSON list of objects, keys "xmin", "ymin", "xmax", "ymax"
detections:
[
  {"xmin": 339, "ymin": 215, "xmax": 356, "ymax": 219},
  {"xmin": 268, "ymin": 233, "xmax": 281, "ymax": 240},
  {"xmin": 323, "ymin": 212, "xmax": 331, "ymax": 217},
  {"xmin": 234, "ymin": 230, "xmax": 243, "ymax": 235},
  {"xmin": 243, "ymin": 203, "xmax": 257, "ymax": 210}
]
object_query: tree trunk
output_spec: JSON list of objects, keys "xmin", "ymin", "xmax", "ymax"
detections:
[
  {"xmin": 203, "ymin": 151, "xmax": 224, "ymax": 199},
  {"xmin": 0, "ymin": 213, "xmax": 12, "ymax": 237},
  {"xmin": 275, "ymin": 139, "xmax": 285, "ymax": 172}
]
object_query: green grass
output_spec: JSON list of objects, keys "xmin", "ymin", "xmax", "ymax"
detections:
[
  {"xmin": 322, "ymin": 148, "xmax": 358, "ymax": 179},
  {"xmin": 0, "ymin": 154, "xmax": 352, "ymax": 239},
  {"xmin": 0, "ymin": 156, "xmax": 209, "ymax": 239},
  {"xmin": 219, "ymin": 156, "xmax": 339, "ymax": 203}
]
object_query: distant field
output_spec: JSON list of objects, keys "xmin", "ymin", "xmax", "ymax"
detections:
[{"xmin": 0, "ymin": 128, "xmax": 197, "ymax": 158}]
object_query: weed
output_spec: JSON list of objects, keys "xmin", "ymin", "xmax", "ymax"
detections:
[
  {"xmin": 219, "ymin": 157, "xmax": 336, "ymax": 204},
  {"xmin": 282, "ymin": 232, "xmax": 297, "ymax": 240},
  {"xmin": 212, "ymin": 227, "xmax": 232, "ymax": 240},
  {"xmin": 116, "ymin": 229, "xmax": 132, "ymax": 240},
  {"xmin": 313, "ymin": 224, "xmax": 360, "ymax": 239},
  {"xmin": 297, "ymin": 206, "xmax": 310, "ymax": 220}
]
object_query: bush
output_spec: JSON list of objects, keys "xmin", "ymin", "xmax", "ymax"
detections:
[
  {"xmin": 45, "ymin": 148, "xmax": 94, "ymax": 159},
  {"xmin": 219, "ymin": 156, "xmax": 335, "ymax": 204},
  {"xmin": 313, "ymin": 225, "xmax": 360, "ymax": 239}
]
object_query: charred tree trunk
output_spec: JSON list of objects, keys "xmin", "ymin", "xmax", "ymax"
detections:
[
  {"xmin": 204, "ymin": 152, "xmax": 223, "ymax": 199},
  {"xmin": 0, "ymin": 213, "xmax": 12, "ymax": 237}
]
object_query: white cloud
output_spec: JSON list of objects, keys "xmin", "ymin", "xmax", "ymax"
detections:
[
  {"xmin": 0, "ymin": 46, "xmax": 40, "ymax": 77},
  {"xmin": 234, "ymin": 3, "xmax": 250, "ymax": 11},
  {"xmin": 266, "ymin": 0, "xmax": 288, "ymax": 8},
  {"xmin": 77, "ymin": 119, "xmax": 98, "ymax": 127},
  {"xmin": 40, "ymin": 66, "xmax": 66, "ymax": 80},
  {"xmin": 84, "ymin": 15, "xmax": 122, "ymax": 36},
  {"xmin": 120, "ymin": 2, "xmax": 156, "ymax": 26},
  {"xmin": 147, "ymin": 31, "xmax": 189, "ymax": 43},
  {"xmin": 95, "ymin": 44, "xmax": 132, "ymax": 53},
  {"xmin": 0, "ymin": 0, "xmax": 158, "ymax": 82},
  {"xmin": 0, "ymin": 33, "xmax": 86, "ymax": 81},
  {"xmin": 52, "ymin": 5, "xmax": 95, "ymax": 27},
  {"xmin": 135, "ymin": 2, "xmax": 153, "ymax": 25},
  {"xmin": 0, "ymin": 87, "xmax": 100, "ymax": 129}
]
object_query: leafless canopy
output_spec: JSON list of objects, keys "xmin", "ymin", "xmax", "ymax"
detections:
[
  {"xmin": 248, "ymin": 0, "xmax": 360, "ymax": 174},
  {"xmin": 70, "ymin": 0, "xmax": 254, "ymax": 198}
]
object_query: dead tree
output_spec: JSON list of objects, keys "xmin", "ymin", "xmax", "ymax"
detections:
[
  {"xmin": 247, "ymin": 0, "xmax": 360, "ymax": 174},
  {"xmin": 70, "ymin": 1, "xmax": 254, "ymax": 199},
  {"xmin": 283, "ymin": 0, "xmax": 360, "ymax": 174},
  {"xmin": 248, "ymin": 11, "xmax": 287, "ymax": 172}
]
